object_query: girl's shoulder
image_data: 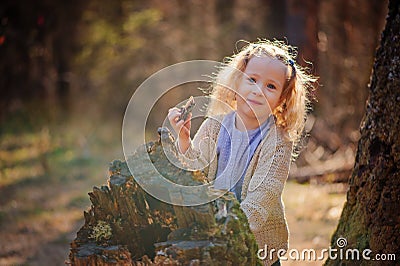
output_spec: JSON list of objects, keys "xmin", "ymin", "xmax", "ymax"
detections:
[
  {"xmin": 204, "ymin": 112, "xmax": 238, "ymax": 135},
  {"xmin": 203, "ymin": 113, "xmax": 226, "ymax": 130},
  {"xmin": 276, "ymin": 126, "xmax": 291, "ymax": 144},
  {"xmin": 260, "ymin": 124, "xmax": 293, "ymax": 151}
]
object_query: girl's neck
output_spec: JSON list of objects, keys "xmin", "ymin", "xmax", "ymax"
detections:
[{"xmin": 234, "ymin": 112, "xmax": 269, "ymax": 131}]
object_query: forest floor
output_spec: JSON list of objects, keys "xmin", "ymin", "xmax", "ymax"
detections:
[{"xmin": 0, "ymin": 109, "xmax": 347, "ymax": 266}]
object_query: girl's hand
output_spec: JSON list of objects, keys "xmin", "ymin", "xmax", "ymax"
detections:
[{"xmin": 168, "ymin": 107, "xmax": 192, "ymax": 153}]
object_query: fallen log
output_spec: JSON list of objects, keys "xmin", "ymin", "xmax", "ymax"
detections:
[{"xmin": 289, "ymin": 146, "xmax": 355, "ymax": 183}]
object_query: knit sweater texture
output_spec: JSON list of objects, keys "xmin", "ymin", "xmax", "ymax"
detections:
[{"xmin": 178, "ymin": 114, "xmax": 293, "ymax": 265}]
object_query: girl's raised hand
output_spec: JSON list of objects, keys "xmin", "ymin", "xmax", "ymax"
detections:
[{"xmin": 168, "ymin": 107, "xmax": 192, "ymax": 153}]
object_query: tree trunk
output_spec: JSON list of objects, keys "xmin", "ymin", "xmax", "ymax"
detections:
[{"xmin": 325, "ymin": 1, "xmax": 400, "ymax": 265}]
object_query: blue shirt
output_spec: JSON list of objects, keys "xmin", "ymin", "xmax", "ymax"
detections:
[{"xmin": 214, "ymin": 112, "xmax": 272, "ymax": 200}]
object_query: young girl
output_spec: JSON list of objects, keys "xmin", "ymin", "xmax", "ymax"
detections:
[{"xmin": 168, "ymin": 40, "xmax": 316, "ymax": 266}]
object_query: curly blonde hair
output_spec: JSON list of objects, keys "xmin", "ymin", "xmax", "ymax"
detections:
[{"xmin": 207, "ymin": 39, "xmax": 317, "ymax": 145}]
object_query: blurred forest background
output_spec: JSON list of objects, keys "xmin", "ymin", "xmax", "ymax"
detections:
[{"xmin": 0, "ymin": 0, "xmax": 388, "ymax": 265}]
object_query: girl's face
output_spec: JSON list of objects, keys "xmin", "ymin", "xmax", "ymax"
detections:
[{"xmin": 235, "ymin": 55, "xmax": 286, "ymax": 128}]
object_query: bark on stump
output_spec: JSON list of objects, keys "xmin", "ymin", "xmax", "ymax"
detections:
[{"xmin": 68, "ymin": 128, "xmax": 260, "ymax": 265}]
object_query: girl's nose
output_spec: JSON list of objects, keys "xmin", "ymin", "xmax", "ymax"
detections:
[{"xmin": 250, "ymin": 83, "xmax": 263, "ymax": 95}]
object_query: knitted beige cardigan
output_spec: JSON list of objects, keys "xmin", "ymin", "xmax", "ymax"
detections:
[{"xmin": 179, "ymin": 115, "xmax": 293, "ymax": 265}]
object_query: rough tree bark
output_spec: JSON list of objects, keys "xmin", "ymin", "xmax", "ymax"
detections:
[{"xmin": 325, "ymin": 1, "xmax": 400, "ymax": 265}]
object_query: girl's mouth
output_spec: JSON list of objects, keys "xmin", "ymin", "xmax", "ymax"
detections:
[{"xmin": 247, "ymin": 99, "xmax": 263, "ymax": 105}]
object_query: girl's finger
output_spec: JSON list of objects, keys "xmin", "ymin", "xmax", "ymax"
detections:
[
  {"xmin": 168, "ymin": 107, "xmax": 181, "ymax": 116},
  {"xmin": 168, "ymin": 110, "xmax": 181, "ymax": 123},
  {"xmin": 175, "ymin": 119, "xmax": 184, "ymax": 128},
  {"xmin": 168, "ymin": 107, "xmax": 179, "ymax": 112},
  {"xmin": 185, "ymin": 113, "xmax": 192, "ymax": 121}
]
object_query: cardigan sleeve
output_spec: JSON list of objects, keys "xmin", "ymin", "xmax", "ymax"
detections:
[
  {"xmin": 175, "ymin": 117, "xmax": 219, "ymax": 174},
  {"xmin": 240, "ymin": 139, "xmax": 293, "ymax": 233}
]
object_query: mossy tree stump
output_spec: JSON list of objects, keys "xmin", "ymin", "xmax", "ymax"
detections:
[{"xmin": 68, "ymin": 129, "xmax": 261, "ymax": 265}]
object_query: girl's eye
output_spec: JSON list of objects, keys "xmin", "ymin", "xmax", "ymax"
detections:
[
  {"xmin": 267, "ymin": 83, "xmax": 276, "ymax": 90},
  {"xmin": 247, "ymin": 77, "xmax": 256, "ymax": 83}
]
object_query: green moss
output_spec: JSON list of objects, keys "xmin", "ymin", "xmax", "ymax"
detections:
[{"xmin": 90, "ymin": 220, "xmax": 113, "ymax": 243}]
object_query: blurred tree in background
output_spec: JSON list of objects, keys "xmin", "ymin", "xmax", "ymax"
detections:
[
  {"xmin": 317, "ymin": 0, "xmax": 387, "ymax": 146},
  {"xmin": 0, "ymin": 0, "xmax": 84, "ymax": 117}
]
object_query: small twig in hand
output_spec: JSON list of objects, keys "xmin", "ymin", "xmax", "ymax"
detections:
[{"xmin": 178, "ymin": 96, "xmax": 195, "ymax": 122}]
